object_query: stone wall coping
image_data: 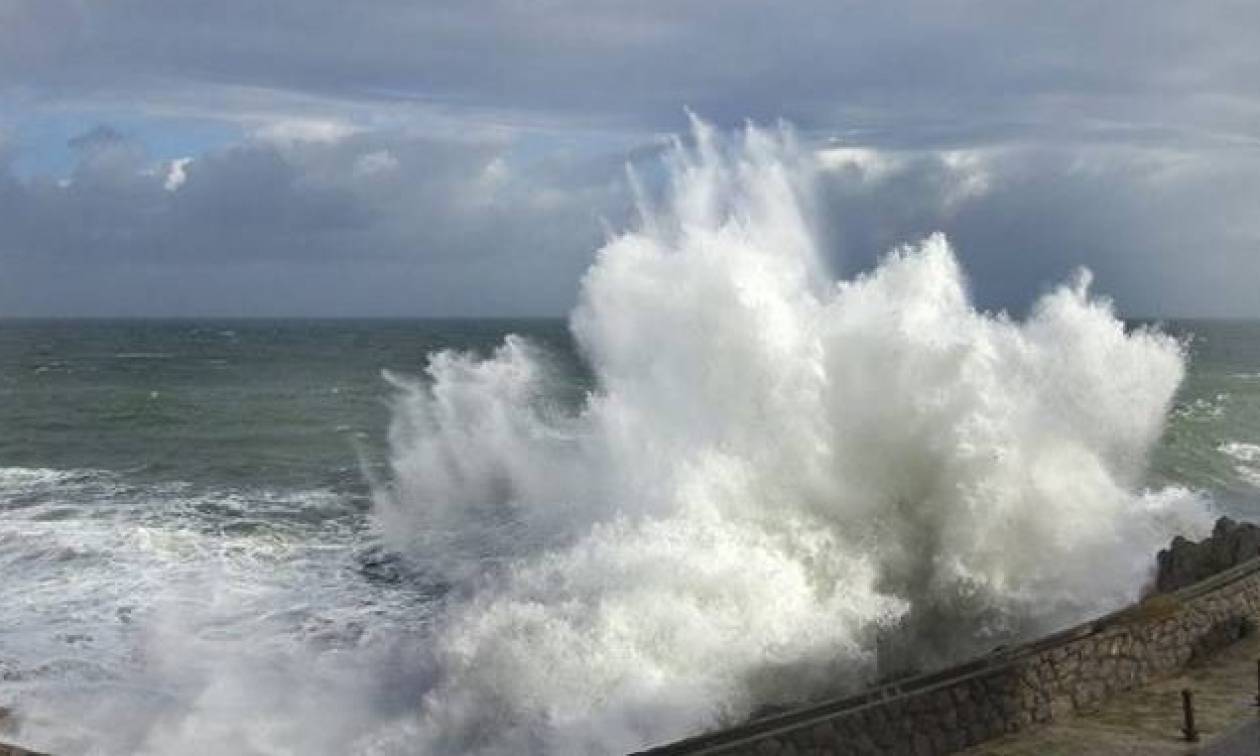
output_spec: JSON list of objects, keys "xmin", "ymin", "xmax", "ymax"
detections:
[{"xmin": 632, "ymin": 554, "xmax": 1260, "ymax": 755}]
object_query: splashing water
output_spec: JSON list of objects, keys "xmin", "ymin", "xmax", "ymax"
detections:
[{"xmin": 375, "ymin": 119, "xmax": 1212, "ymax": 754}]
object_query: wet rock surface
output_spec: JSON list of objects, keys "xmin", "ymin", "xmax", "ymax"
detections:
[{"xmin": 1156, "ymin": 517, "xmax": 1260, "ymax": 594}]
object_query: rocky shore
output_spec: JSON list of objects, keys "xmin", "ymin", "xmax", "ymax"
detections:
[{"xmin": 1155, "ymin": 517, "xmax": 1260, "ymax": 593}]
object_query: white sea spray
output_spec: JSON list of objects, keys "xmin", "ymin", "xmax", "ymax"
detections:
[{"xmin": 375, "ymin": 118, "xmax": 1212, "ymax": 754}]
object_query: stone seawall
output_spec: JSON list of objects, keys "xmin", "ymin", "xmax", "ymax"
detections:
[{"xmin": 634, "ymin": 555, "xmax": 1260, "ymax": 756}]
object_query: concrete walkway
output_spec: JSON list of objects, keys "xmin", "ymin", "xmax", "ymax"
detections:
[
  {"xmin": 966, "ymin": 632, "xmax": 1260, "ymax": 755},
  {"xmin": 1203, "ymin": 719, "xmax": 1260, "ymax": 755}
]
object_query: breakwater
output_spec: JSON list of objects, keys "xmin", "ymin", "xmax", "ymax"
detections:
[{"xmin": 635, "ymin": 519, "xmax": 1260, "ymax": 756}]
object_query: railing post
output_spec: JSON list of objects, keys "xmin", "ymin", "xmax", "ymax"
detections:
[{"xmin": 1182, "ymin": 688, "xmax": 1198, "ymax": 742}]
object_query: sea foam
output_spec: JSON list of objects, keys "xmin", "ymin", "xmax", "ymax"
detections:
[{"xmin": 375, "ymin": 118, "xmax": 1212, "ymax": 754}]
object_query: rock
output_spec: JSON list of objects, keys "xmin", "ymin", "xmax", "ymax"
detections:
[{"xmin": 1155, "ymin": 517, "xmax": 1260, "ymax": 593}]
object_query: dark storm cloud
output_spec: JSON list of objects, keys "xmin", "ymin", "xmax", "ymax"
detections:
[
  {"xmin": 67, "ymin": 124, "xmax": 126, "ymax": 152},
  {"xmin": 0, "ymin": 126, "xmax": 629, "ymax": 315},
  {"xmin": 3, "ymin": 124, "xmax": 627, "ymax": 261},
  {"xmin": 4, "ymin": 124, "xmax": 1254, "ymax": 317},
  {"xmin": 814, "ymin": 145, "xmax": 1260, "ymax": 317},
  {"xmin": 1, "ymin": 0, "xmax": 1258, "ymax": 315}
]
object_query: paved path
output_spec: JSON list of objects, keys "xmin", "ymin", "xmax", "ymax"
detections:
[
  {"xmin": 1203, "ymin": 718, "xmax": 1260, "ymax": 755},
  {"xmin": 966, "ymin": 632, "xmax": 1260, "ymax": 755}
]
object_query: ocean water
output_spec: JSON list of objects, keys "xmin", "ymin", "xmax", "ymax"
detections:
[
  {"xmin": 0, "ymin": 319, "xmax": 578, "ymax": 753},
  {"xmin": 1, "ymin": 121, "xmax": 1256, "ymax": 755}
]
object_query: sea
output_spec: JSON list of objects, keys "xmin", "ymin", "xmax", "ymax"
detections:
[
  {"xmin": 0, "ymin": 318, "xmax": 581, "ymax": 753},
  {"xmin": 2, "ymin": 123, "xmax": 1258, "ymax": 755}
]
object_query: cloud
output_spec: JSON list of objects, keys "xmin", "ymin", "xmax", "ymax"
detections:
[
  {"xmin": 5, "ymin": 1, "xmax": 1260, "ymax": 146},
  {"xmin": 163, "ymin": 157, "xmax": 192, "ymax": 191},
  {"xmin": 254, "ymin": 118, "xmax": 360, "ymax": 145},
  {"xmin": 3, "ymin": 119, "xmax": 1257, "ymax": 318},
  {"xmin": 67, "ymin": 124, "xmax": 126, "ymax": 151},
  {"xmin": 813, "ymin": 142, "xmax": 1260, "ymax": 317},
  {"xmin": 0, "ymin": 124, "xmax": 629, "ymax": 316},
  {"xmin": 351, "ymin": 150, "xmax": 398, "ymax": 179},
  {"xmin": 1, "ymin": 2, "xmax": 1258, "ymax": 316}
]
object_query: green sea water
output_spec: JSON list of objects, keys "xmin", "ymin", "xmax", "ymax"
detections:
[
  {"xmin": 0, "ymin": 319, "xmax": 577, "ymax": 493},
  {"xmin": 1150, "ymin": 320, "xmax": 1260, "ymax": 514},
  {"xmin": 3, "ymin": 318, "xmax": 1254, "ymax": 511}
]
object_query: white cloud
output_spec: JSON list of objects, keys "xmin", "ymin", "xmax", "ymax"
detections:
[
  {"xmin": 352, "ymin": 149, "xmax": 399, "ymax": 178},
  {"xmin": 164, "ymin": 157, "xmax": 192, "ymax": 191},
  {"xmin": 817, "ymin": 147, "xmax": 900, "ymax": 182},
  {"xmin": 254, "ymin": 118, "xmax": 358, "ymax": 145},
  {"xmin": 937, "ymin": 150, "xmax": 993, "ymax": 209}
]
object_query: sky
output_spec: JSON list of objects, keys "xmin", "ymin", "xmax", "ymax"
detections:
[{"xmin": 1, "ymin": 0, "xmax": 1258, "ymax": 317}]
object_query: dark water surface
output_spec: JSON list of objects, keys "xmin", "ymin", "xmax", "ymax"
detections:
[
  {"xmin": 5, "ymin": 318, "xmax": 1257, "ymax": 505},
  {"xmin": 0, "ymin": 319, "xmax": 575, "ymax": 493}
]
